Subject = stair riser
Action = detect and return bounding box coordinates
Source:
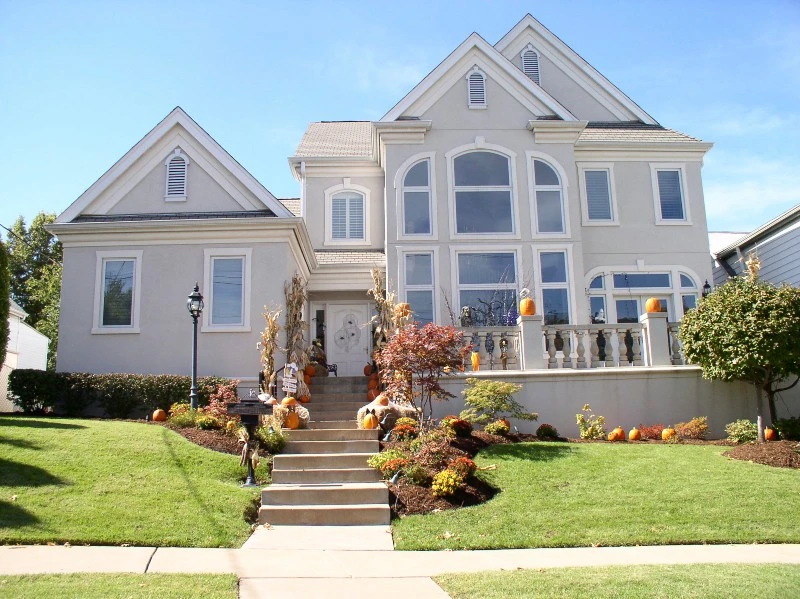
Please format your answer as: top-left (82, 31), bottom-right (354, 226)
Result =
top-left (274, 454), bottom-right (373, 470)
top-left (285, 440), bottom-right (379, 454)
top-left (308, 421), bottom-right (357, 430)
top-left (262, 486), bottom-right (388, 506)
top-left (286, 429), bottom-right (379, 441)
top-left (309, 411), bottom-right (360, 421)
top-left (306, 401), bottom-right (367, 411)
top-left (271, 469), bottom-right (382, 484)
top-left (258, 505), bottom-right (390, 526)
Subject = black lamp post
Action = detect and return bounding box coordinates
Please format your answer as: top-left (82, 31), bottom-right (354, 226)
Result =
top-left (187, 283), bottom-right (204, 409)
top-left (702, 280), bottom-right (712, 298)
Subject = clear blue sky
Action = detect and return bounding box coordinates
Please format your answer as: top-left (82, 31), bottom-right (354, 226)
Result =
top-left (1, 0), bottom-right (798, 237)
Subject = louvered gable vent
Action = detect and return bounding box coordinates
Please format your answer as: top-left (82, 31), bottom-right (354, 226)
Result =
top-left (164, 148), bottom-right (189, 200)
top-left (466, 67), bottom-right (486, 107)
top-left (521, 45), bottom-right (540, 85)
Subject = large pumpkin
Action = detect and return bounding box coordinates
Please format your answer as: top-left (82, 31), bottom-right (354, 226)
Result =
top-left (471, 351), bottom-right (480, 372)
top-left (367, 377), bottom-right (379, 391)
top-left (645, 298), bottom-right (662, 313)
top-left (367, 388), bottom-right (380, 401)
top-left (765, 427), bottom-right (778, 441)
top-left (298, 394), bottom-right (311, 404)
top-left (609, 426), bottom-right (625, 442)
top-left (304, 373), bottom-right (312, 386)
top-left (304, 364), bottom-right (316, 377)
top-left (661, 426), bottom-right (676, 441)
top-left (363, 412), bottom-right (379, 430)
top-left (152, 409), bottom-right (167, 422)
top-left (285, 411), bottom-right (300, 430)
top-left (629, 427), bottom-right (641, 441)
top-left (393, 303), bottom-right (411, 319)
top-left (363, 363), bottom-right (375, 376)
top-left (373, 393), bottom-right (389, 406)
top-left (519, 297), bottom-right (536, 316)
top-left (281, 396), bottom-right (298, 407)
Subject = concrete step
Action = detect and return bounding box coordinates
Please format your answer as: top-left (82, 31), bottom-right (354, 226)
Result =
top-left (261, 482), bottom-right (388, 506)
top-left (286, 428), bottom-right (379, 441)
top-left (271, 467), bottom-right (382, 484)
top-left (309, 410), bottom-right (360, 421)
top-left (308, 401), bottom-right (367, 412)
top-left (284, 440), bottom-right (379, 454)
top-left (308, 420), bottom-right (357, 430)
top-left (308, 394), bottom-right (369, 404)
top-left (273, 452), bottom-right (373, 471)
top-left (259, 503), bottom-right (390, 525)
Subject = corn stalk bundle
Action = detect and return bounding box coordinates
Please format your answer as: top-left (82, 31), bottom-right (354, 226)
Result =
top-left (284, 273), bottom-right (310, 398)
top-left (367, 268), bottom-right (399, 351)
top-left (259, 307), bottom-right (282, 393)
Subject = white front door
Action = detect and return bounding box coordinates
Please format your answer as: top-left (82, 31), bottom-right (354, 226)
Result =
top-left (326, 303), bottom-right (372, 377)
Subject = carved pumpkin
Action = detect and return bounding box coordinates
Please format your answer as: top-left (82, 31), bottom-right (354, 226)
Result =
top-left (285, 411), bottom-right (300, 430)
top-left (661, 427), bottom-right (676, 441)
top-left (629, 427), bottom-right (641, 441)
top-left (304, 365), bottom-right (316, 377)
top-left (364, 363), bottom-right (375, 376)
top-left (152, 409), bottom-right (167, 422)
top-left (368, 378), bottom-right (379, 391)
top-left (519, 297), bottom-right (536, 316)
top-left (281, 396), bottom-right (298, 407)
top-left (367, 388), bottom-right (380, 401)
top-left (471, 351), bottom-right (480, 372)
top-left (298, 395), bottom-right (310, 404)
top-left (394, 303), bottom-right (411, 319)
top-left (765, 427), bottom-right (778, 441)
top-left (363, 412), bottom-right (379, 429)
top-left (645, 298), bottom-right (662, 313)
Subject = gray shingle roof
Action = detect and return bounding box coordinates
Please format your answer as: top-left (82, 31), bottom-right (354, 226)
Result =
top-left (295, 122), bottom-right (373, 158)
top-left (278, 198), bottom-right (301, 217)
top-left (72, 210), bottom-right (276, 223)
top-left (578, 122), bottom-right (702, 143)
top-left (315, 250), bottom-right (386, 266)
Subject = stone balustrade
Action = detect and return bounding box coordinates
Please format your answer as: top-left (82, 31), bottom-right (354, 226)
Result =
top-left (461, 327), bottom-right (521, 371)
top-left (668, 322), bottom-right (685, 365)
top-left (541, 324), bottom-right (644, 369)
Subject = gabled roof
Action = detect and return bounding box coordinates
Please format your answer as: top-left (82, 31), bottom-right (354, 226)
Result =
top-left (294, 122), bottom-right (374, 158)
top-left (495, 15), bottom-right (658, 125)
top-left (578, 122), bottom-right (702, 144)
top-left (278, 198), bottom-right (302, 217)
top-left (56, 107), bottom-right (293, 223)
top-left (716, 203), bottom-right (800, 259)
top-left (9, 298), bottom-right (26, 319)
top-left (381, 32), bottom-right (576, 122)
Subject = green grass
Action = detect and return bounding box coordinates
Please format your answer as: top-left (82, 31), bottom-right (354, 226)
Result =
top-left (435, 563), bottom-right (800, 598)
top-left (0, 573), bottom-right (238, 598)
top-left (0, 416), bottom-right (269, 547)
top-left (393, 442), bottom-right (800, 550)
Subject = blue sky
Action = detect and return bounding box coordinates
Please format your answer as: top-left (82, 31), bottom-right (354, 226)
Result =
top-left (1, 0), bottom-right (798, 237)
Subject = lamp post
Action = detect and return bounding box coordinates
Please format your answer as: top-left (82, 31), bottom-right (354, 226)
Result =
top-left (702, 280), bottom-right (712, 298)
top-left (187, 283), bottom-right (204, 409)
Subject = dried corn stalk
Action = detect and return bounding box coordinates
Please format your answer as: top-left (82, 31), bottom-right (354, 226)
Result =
top-left (367, 268), bottom-right (399, 350)
top-left (259, 307), bottom-right (282, 393)
top-left (284, 273), bottom-right (310, 398)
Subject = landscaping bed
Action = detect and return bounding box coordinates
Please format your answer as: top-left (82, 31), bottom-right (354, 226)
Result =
top-left (724, 440), bottom-right (800, 469)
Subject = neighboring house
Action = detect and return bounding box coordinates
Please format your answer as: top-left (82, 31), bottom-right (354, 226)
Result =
top-left (50, 14), bottom-right (714, 385)
top-left (0, 299), bottom-right (49, 412)
top-left (712, 203), bottom-right (800, 287)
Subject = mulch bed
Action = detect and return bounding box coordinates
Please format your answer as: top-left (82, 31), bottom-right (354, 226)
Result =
top-left (724, 440), bottom-right (800, 469)
top-left (166, 424), bottom-right (242, 455)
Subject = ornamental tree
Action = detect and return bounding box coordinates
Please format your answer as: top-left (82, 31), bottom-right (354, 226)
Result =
top-left (679, 271), bottom-right (800, 441)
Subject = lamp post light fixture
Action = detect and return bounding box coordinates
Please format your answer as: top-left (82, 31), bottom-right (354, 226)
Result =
top-left (187, 283), bottom-right (204, 409)
top-left (702, 280), bottom-right (712, 298)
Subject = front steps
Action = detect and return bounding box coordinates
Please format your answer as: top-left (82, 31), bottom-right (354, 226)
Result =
top-left (258, 376), bottom-right (390, 526)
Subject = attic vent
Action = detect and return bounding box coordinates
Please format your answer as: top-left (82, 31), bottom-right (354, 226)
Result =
top-left (466, 66), bottom-right (486, 108)
top-left (164, 148), bottom-right (189, 201)
top-left (521, 45), bottom-right (540, 85)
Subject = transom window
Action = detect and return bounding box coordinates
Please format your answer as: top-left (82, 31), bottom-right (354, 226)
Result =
top-left (404, 252), bottom-right (434, 324)
top-left (164, 148), bottom-right (188, 201)
top-left (402, 160), bottom-right (431, 235)
top-left (613, 273), bottom-right (671, 288)
top-left (539, 251), bottom-right (570, 325)
top-left (331, 192), bottom-right (365, 240)
top-left (453, 151), bottom-right (513, 234)
top-left (532, 159), bottom-right (565, 234)
top-left (457, 252), bottom-right (517, 326)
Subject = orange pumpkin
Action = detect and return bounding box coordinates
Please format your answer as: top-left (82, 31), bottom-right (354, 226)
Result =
top-left (281, 396), bottom-right (297, 407)
top-left (645, 298), bottom-right (662, 313)
top-left (373, 393), bottom-right (389, 406)
top-left (367, 388), bottom-right (380, 401)
top-left (609, 426), bottom-right (625, 442)
top-left (471, 351), bottom-right (480, 372)
top-left (363, 412), bottom-right (379, 429)
top-left (629, 427), bottom-right (641, 441)
top-left (152, 409), bottom-right (167, 422)
top-left (304, 364), bottom-right (316, 377)
top-left (298, 395), bottom-right (311, 404)
top-left (304, 374), bottom-right (312, 386)
top-left (661, 427), bottom-right (676, 441)
top-left (393, 302), bottom-right (411, 319)
top-left (519, 297), bottom-right (536, 316)
top-left (765, 427), bottom-right (778, 441)
top-left (368, 377), bottom-right (379, 390)
top-left (285, 411), bottom-right (300, 430)
top-left (363, 363), bottom-right (374, 376)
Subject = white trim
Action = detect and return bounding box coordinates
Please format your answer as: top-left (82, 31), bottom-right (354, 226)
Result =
top-left (577, 162), bottom-right (619, 226)
top-left (394, 152), bottom-right (438, 241)
top-left (525, 151), bottom-right (571, 239)
top-left (323, 182), bottom-right (372, 246)
top-left (202, 248), bottom-right (252, 333)
top-left (396, 246), bottom-right (440, 324)
top-left (531, 244), bottom-right (577, 325)
top-left (445, 142), bottom-right (520, 240)
top-left (449, 245), bottom-right (522, 318)
top-left (650, 163), bottom-right (692, 225)
top-left (92, 250), bottom-right (143, 334)
top-left (164, 147), bottom-right (189, 202)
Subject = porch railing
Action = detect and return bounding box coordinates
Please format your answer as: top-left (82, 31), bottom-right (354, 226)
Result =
top-left (461, 327), bottom-right (521, 371)
top-left (541, 324), bottom-right (644, 369)
top-left (668, 322), bottom-right (685, 365)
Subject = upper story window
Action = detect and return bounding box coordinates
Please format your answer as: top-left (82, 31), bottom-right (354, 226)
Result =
top-left (466, 66), bottom-right (487, 109)
top-left (651, 164), bottom-right (690, 224)
top-left (93, 250), bottom-right (143, 334)
top-left (203, 248), bottom-right (252, 332)
top-left (453, 151), bottom-right (513, 234)
top-left (402, 160), bottom-right (432, 236)
top-left (584, 169), bottom-right (615, 222)
top-left (521, 45), bottom-right (540, 85)
top-left (165, 148), bottom-right (189, 201)
top-left (331, 192), bottom-right (364, 240)
top-left (532, 159), bottom-right (565, 234)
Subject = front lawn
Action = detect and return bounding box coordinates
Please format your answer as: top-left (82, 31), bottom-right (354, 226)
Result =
top-left (393, 441), bottom-right (800, 550)
top-left (0, 416), bottom-right (267, 547)
top-left (435, 563), bottom-right (800, 599)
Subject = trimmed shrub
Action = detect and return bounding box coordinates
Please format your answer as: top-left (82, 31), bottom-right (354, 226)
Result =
top-left (432, 468), bottom-right (464, 497)
top-left (675, 416), bottom-right (709, 440)
top-left (440, 415), bottom-right (473, 438)
top-left (392, 422), bottom-right (419, 441)
top-left (484, 419), bottom-right (510, 436)
top-left (255, 424), bottom-right (287, 455)
top-left (448, 456), bottom-right (477, 478)
top-left (638, 423), bottom-right (665, 440)
top-left (725, 419), bottom-right (758, 443)
top-left (773, 417), bottom-right (800, 441)
top-left (536, 423), bottom-right (559, 440)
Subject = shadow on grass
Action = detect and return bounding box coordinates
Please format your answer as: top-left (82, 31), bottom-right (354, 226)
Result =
top-left (0, 436), bottom-right (42, 450)
top-left (0, 500), bottom-right (41, 529)
top-left (0, 416), bottom-right (87, 430)
top-left (483, 442), bottom-right (575, 462)
top-left (0, 457), bottom-right (69, 487)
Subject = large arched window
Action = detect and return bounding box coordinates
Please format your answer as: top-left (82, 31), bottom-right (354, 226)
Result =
top-left (532, 159), bottom-right (565, 234)
top-left (402, 159), bottom-right (431, 235)
top-left (453, 151), bottom-right (513, 234)
top-left (164, 148), bottom-right (189, 201)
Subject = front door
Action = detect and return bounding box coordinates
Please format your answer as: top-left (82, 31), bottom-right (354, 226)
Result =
top-left (326, 303), bottom-right (372, 377)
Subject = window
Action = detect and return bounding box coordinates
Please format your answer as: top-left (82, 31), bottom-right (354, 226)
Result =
top-left (164, 148), bottom-right (189, 201)
top-left (93, 250), bottom-right (142, 334)
top-left (532, 159), bottom-right (565, 234)
top-left (453, 151), bottom-right (513, 234)
top-left (457, 252), bottom-right (517, 326)
top-left (613, 273), bottom-right (671, 288)
top-left (651, 164), bottom-right (689, 223)
top-left (585, 170), bottom-right (613, 221)
top-left (466, 66), bottom-right (486, 108)
top-left (402, 160), bottom-right (431, 235)
top-left (521, 45), bottom-right (540, 85)
top-left (539, 251), bottom-right (570, 324)
top-left (331, 192), bottom-right (364, 240)
top-left (203, 248), bottom-right (252, 332)
top-left (404, 252), bottom-right (434, 324)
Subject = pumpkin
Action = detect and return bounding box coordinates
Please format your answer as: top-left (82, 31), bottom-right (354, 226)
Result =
top-left (304, 364), bottom-right (316, 377)
top-left (364, 363), bottom-right (375, 376)
top-left (645, 297), bottom-right (662, 313)
top-left (629, 427), bottom-right (641, 441)
top-left (152, 409), bottom-right (167, 422)
top-left (367, 377), bottom-right (379, 390)
top-left (519, 297), bottom-right (536, 316)
top-left (609, 426), bottom-right (625, 442)
top-left (304, 373), bottom-right (312, 386)
top-left (393, 303), bottom-right (411, 319)
top-left (765, 427), bottom-right (778, 441)
top-left (471, 351), bottom-right (480, 372)
top-left (661, 427), bottom-right (676, 441)
top-left (363, 412), bottom-right (379, 430)
top-left (367, 388), bottom-right (380, 401)
top-left (281, 396), bottom-right (298, 407)
top-left (285, 411), bottom-right (300, 430)
top-left (373, 393), bottom-right (389, 406)
top-left (298, 394), bottom-right (311, 404)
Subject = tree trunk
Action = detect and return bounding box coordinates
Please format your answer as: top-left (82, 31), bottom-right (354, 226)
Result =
top-left (765, 387), bottom-right (777, 424)
top-left (755, 385), bottom-right (765, 443)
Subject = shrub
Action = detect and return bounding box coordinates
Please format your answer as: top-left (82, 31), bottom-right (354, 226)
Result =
top-left (195, 413), bottom-right (220, 430)
top-left (536, 423), bottom-right (559, 440)
top-left (484, 419), bottom-right (510, 436)
top-left (379, 458), bottom-right (409, 478)
top-left (448, 456), bottom-right (476, 478)
top-left (392, 423), bottom-right (419, 441)
top-left (576, 404), bottom-right (606, 440)
top-left (367, 448), bottom-right (409, 472)
top-left (395, 416), bottom-right (419, 427)
top-left (440, 415), bottom-right (473, 438)
top-left (638, 423), bottom-right (665, 440)
top-left (412, 432), bottom-right (451, 471)
top-left (725, 419), bottom-right (758, 443)
top-left (256, 423), bottom-right (287, 455)
top-left (403, 463), bottom-right (429, 485)
top-left (459, 378), bottom-right (537, 426)
top-left (168, 402), bottom-right (197, 428)
top-left (773, 417), bottom-right (800, 441)
top-left (8, 369), bottom-right (64, 413)
top-left (675, 416), bottom-right (709, 440)
top-left (432, 468), bottom-right (464, 497)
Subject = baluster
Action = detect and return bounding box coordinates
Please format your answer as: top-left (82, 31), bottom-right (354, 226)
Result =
top-left (590, 330), bottom-right (601, 368)
top-left (576, 329), bottom-right (587, 368)
top-left (670, 326), bottom-right (682, 365)
top-left (485, 331), bottom-right (496, 370)
top-left (562, 331), bottom-right (573, 368)
top-left (617, 330), bottom-right (628, 366)
top-left (631, 329), bottom-right (643, 366)
top-left (604, 330), bottom-right (614, 367)
top-left (547, 330), bottom-right (558, 368)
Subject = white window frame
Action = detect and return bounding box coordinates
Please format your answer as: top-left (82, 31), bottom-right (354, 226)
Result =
top-left (324, 182), bottom-right (371, 246)
top-left (520, 44), bottom-right (540, 85)
top-left (202, 248), bottom-right (252, 332)
top-left (650, 163), bottom-right (691, 225)
top-left (450, 245), bottom-right (521, 320)
top-left (466, 66), bottom-right (487, 109)
top-left (397, 246), bottom-right (439, 325)
top-left (395, 152), bottom-right (437, 240)
top-left (164, 148), bottom-right (189, 202)
top-left (526, 151), bottom-right (570, 238)
top-left (578, 162), bottom-right (619, 226)
top-left (92, 250), bottom-right (143, 334)
top-left (446, 142), bottom-right (520, 240)
top-left (532, 245), bottom-right (576, 325)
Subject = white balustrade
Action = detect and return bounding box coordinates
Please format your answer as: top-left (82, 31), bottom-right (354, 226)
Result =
top-left (461, 327), bottom-right (521, 371)
top-left (667, 322), bottom-right (684, 365)
top-left (541, 324), bottom-right (644, 369)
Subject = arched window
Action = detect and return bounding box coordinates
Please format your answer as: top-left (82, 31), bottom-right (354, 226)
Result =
top-left (164, 148), bottom-right (189, 201)
top-left (453, 151), bottom-right (513, 234)
top-left (402, 159), bottom-right (431, 235)
top-left (532, 159), bottom-right (565, 234)
top-left (466, 66), bottom-right (486, 108)
top-left (521, 45), bottom-right (540, 85)
top-left (330, 191), bottom-right (365, 240)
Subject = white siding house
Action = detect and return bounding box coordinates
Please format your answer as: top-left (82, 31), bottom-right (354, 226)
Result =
top-left (1, 299), bottom-right (49, 412)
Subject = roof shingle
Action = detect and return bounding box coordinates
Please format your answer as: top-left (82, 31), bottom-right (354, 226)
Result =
top-left (578, 122), bottom-right (702, 143)
top-left (295, 122), bottom-right (374, 158)
top-left (315, 250), bottom-right (386, 266)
